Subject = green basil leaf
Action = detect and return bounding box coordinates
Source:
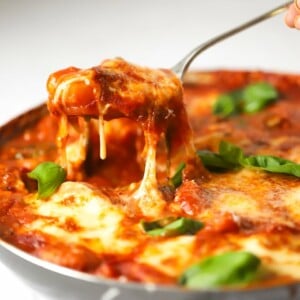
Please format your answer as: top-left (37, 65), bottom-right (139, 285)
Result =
top-left (179, 251), bottom-right (260, 288)
top-left (197, 150), bottom-right (237, 170)
top-left (213, 82), bottom-right (278, 118)
top-left (197, 141), bottom-right (244, 170)
top-left (213, 94), bottom-right (237, 118)
top-left (219, 140), bottom-right (245, 165)
top-left (142, 217), bottom-right (203, 237)
top-left (197, 141), bottom-right (300, 178)
top-left (28, 162), bottom-right (66, 198)
top-left (243, 155), bottom-right (300, 177)
top-left (141, 217), bottom-right (175, 231)
top-left (243, 98), bottom-right (270, 114)
top-left (242, 82), bottom-right (278, 113)
top-left (170, 162), bottom-right (186, 188)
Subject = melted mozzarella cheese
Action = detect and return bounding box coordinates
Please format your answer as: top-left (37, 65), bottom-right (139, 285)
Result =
top-left (98, 114), bottom-right (107, 160)
top-left (240, 235), bottom-right (300, 279)
top-left (132, 130), bottom-right (166, 218)
top-left (26, 182), bottom-right (143, 255)
top-left (281, 187), bottom-right (300, 223)
top-left (201, 168), bottom-right (297, 229)
top-left (46, 58), bottom-right (195, 217)
top-left (137, 236), bottom-right (196, 277)
top-left (23, 160), bottom-right (300, 282)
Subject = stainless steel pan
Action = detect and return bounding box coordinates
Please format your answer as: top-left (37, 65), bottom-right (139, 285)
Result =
top-left (0, 104), bottom-right (299, 300)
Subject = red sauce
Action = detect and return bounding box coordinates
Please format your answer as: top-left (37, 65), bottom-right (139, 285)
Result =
top-left (1, 69), bottom-right (300, 288)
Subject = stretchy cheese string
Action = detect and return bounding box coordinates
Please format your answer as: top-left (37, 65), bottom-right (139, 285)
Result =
top-left (56, 114), bottom-right (68, 170)
top-left (98, 114), bottom-right (106, 160)
top-left (132, 111), bottom-right (166, 217)
top-left (53, 74), bottom-right (109, 161)
top-left (98, 105), bottom-right (112, 160)
top-left (94, 86), bottom-right (109, 161)
top-left (53, 75), bottom-right (92, 170)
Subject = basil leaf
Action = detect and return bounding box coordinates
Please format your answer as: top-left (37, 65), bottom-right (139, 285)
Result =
top-left (219, 140), bottom-right (245, 165)
top-left (213, 94), bottom-right (237, 118)
top-left (179, 251), bottom-right (260, 288)
top-left (141, 217), bottom-right (175, 231)
top-left (197, 141), bottom-right (300, 178)
top-left (242, 82), bottom-right (278, 113)
top-left (170, 162), bottom-right (186, 188)
top-left (197, 150), bottom-right (237, 170)
top-left (197, 141), bottom-right (244, 170)
top-left (243, 155), bottom-right (300, 177)
top-left (28, 162), bottom-right (66, 198)
top-left (142, 217), bottom-right (203, 237)
top-left (213, 82), bottom-right (278, 118)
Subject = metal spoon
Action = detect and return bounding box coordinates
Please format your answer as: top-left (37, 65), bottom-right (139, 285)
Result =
top-left (172, 1), bottom-right (293, 80)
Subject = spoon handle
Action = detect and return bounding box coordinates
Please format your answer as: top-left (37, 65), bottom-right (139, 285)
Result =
top-left (172, 1), bottom-right (293, 80)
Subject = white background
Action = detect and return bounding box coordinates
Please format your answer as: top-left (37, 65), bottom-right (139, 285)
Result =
top-left (0, 0), bottom-right (299, 299)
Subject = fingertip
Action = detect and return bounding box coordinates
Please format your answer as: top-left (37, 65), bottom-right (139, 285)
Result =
top-left (285, 10), bottom-right (295, 28)
top-left (295, 0), bottom-right (300, 12)
top-left (295, 15), bottom-right (300, 29)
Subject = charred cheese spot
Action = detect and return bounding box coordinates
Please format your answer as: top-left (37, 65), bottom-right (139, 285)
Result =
top-left (189, 169), bottom-right (297, 231)
top-left (281, 187), bottom-right (300, 224)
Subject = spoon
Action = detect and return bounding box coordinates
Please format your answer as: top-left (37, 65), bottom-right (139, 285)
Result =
top-left (172, 1), bottom-right (293, 80)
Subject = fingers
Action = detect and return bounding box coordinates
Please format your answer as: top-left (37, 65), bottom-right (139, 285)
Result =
top-left (285, 2), bottom-right (300, 29)
top-left (285, 4), bottom-right (297, 28)
top-left (296, 0), bottom-right (300, 29)
top-left (296, 15), bottom-right (300, 29)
